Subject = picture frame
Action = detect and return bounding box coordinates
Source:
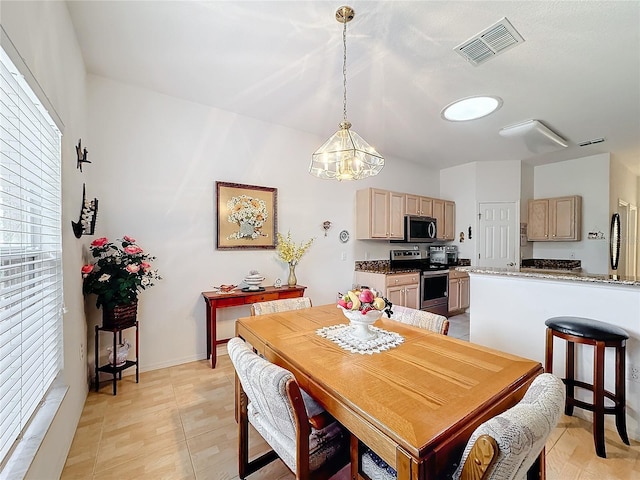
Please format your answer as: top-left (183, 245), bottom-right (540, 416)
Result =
top-left (216, 182), bottom-right (278, 250)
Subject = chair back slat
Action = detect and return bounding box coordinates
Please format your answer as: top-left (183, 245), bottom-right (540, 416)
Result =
top-left (390, 305), bottom-right (449, 335)
top-left (251, 297), bottom-right (312, 316)
top-left (227, 338), bottom-right (298, 443)
top-left (453, 373), bottom-right (565, 480)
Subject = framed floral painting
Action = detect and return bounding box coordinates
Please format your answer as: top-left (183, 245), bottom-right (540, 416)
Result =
top-left (216, 182), bottom-right (278, 250)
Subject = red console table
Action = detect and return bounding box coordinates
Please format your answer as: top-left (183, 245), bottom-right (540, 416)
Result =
top-left (201, 285), bottom-right (306, 368)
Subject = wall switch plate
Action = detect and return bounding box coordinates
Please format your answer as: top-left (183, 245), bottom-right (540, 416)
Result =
top-left (341, 252), bottom-right (347, 261)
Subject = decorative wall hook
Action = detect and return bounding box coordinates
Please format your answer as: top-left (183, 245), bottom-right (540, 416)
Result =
top-left (76, 138), bottom-right (91, 172)
top-left (71, 183), bottom-right (98, 238)
top-left (322, 220), bottom-right (332, 237)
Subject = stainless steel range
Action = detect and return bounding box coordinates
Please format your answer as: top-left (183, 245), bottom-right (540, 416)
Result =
top-left (390, 249), bottom-right (449, 316)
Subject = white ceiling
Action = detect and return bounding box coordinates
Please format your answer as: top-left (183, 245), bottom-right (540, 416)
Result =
top-left (66, 1), bottom-right (640, 175)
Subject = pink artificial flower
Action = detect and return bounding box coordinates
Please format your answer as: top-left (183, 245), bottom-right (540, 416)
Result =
top-left (123, 235), bottom-right (136, 243)
top-left (126, 264), bottom-right (141, 274)
top-left (81, 264), bottom-right (94, 275)
top-left (141, 261), bottom-right (151, 272)
top-left (91, 237), bottom-right (109, 247)
top-left (124, 245), bottom-right (143, 255)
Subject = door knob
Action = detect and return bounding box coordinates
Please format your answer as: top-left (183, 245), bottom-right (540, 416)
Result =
top-left (507, 262), bottom-right (516, 267)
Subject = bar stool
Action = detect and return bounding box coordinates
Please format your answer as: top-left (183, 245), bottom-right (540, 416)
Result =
top-left (545, 316), bottom-right (630, 458)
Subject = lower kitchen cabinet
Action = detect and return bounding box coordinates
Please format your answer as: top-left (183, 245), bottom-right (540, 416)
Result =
top-left (355, 271), bottom-right (420, 309)
top-left (448, 269), bottom-right (469, 314)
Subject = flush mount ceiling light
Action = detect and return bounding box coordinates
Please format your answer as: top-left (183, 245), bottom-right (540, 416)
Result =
top-left (441, 96), bottom-right (503, 122)
top-left (310, 6), bottom-right (384, 181)
top-left (499, 119), bottom-right (568, 154)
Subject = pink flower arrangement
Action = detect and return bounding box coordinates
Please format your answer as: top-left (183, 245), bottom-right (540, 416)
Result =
top-left (81, 236), bottom-right (161, 310)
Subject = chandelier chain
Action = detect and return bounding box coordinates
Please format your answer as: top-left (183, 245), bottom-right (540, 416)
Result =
top-left (342, 14), bottom-right (348, 121)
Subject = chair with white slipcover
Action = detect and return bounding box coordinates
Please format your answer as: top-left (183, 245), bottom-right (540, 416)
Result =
top-left (227, 337), bottom-right (349, 480)
top-left (359, 373), bottom-right (565, 480)
top-left (250, 297), bottom-right (312, 316)
top-left (389, 304), bottom-right (449, 335)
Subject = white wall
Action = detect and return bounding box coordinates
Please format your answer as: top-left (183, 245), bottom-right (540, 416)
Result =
top-left (87, 75), bottom-right (440, 370)
top-left (533, 153), bottom-right (610, 274)
top-left (440, 162), bottom-right (477, 262)
top-left (1, 1), bottom-right (89, 478)
top-left (520, 162), bottom-right (535, 260)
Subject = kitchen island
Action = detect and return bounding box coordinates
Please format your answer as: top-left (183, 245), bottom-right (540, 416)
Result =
top-left (461, 266), bottom-right (640, 440)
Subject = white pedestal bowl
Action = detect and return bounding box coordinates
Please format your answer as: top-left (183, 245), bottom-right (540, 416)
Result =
top-left (339, 307), bottom-right (383, 341)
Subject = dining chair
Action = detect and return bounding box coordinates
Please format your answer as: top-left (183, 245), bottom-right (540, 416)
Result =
top-left (359, 373), bottom-right (565, 480)
top-left (227, 337), bottom-right (349, 480)
top-left (250, 296), bottom-right (312, 315)
top-left (389, 305), bottom-right (449, 335)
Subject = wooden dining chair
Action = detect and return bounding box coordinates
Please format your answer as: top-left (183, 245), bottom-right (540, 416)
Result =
top-left (359, 373), bottom-right (565, 480)
top-left (227, 337), bottom-right (349, 480)
top-left (250, 297), bottom-right (312, 315)
top-left (389, 305), bottom-right (449, 335)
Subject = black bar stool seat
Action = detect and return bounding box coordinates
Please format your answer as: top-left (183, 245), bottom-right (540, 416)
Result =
top-left (545, 316), bottom-right (629, 458)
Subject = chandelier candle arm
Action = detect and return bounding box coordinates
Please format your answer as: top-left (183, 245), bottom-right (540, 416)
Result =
top-left (309, 5), bottom-right (384, 181)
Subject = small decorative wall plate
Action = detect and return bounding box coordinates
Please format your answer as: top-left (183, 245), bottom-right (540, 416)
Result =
top-left (339, 230), bottom-right (350, 243)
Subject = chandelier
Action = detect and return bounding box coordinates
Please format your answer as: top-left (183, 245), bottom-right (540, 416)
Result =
top-left (309, 6), bottom-right (384, 181)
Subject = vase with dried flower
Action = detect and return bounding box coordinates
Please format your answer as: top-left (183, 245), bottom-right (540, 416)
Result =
top-left (276, 232), bottom-right (314, 287)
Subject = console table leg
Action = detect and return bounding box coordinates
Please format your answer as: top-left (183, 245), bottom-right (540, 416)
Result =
top-left (210, 300), bottom-right (218, 369)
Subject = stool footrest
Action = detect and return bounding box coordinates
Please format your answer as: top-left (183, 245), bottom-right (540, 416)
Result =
top-left (563, 379), bottom-right (621, 408)
top-left (567, 397), bottom-right (620, 415)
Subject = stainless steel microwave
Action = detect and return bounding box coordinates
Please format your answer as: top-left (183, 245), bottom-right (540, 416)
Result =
top-left (392, 216), bottom-right (437, 243)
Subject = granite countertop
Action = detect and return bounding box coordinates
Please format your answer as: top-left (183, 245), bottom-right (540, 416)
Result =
top-left (355, 258), bottom-right (472, 274)
top-left (354, 260), bottom-right (420, 274)
top-left (457, 266), bottom-right (640, 287)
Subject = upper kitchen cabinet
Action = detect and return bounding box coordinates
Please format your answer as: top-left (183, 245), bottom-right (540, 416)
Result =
top-left (527, 195), bottom-right (582, 241)
top-left (405, 194), bottom-right (433, 217)
top-left (356, 188), bottom-right (405, 240)
top-left (433, 199), bottom-right (456, 241)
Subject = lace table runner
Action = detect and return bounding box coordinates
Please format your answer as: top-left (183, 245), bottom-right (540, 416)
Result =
top-left (316, 324), bottom-right (404, 354)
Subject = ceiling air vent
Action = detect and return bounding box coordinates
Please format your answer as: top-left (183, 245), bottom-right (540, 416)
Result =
top-left (455, 17), bottom-right (525, 66)
top-left (578, 138), bottom-right (605, 147)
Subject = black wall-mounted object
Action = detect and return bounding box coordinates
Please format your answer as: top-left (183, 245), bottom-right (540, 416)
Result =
top-left (610, 213), bottom-right (621, 270)
top-left (72, 183), bottom-right (98, 238)
top-left (76, 138), bottom-right (91, 172)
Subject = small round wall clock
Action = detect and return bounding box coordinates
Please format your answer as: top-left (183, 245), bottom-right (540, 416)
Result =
top-left (339, 230), bottom-right (350, 243)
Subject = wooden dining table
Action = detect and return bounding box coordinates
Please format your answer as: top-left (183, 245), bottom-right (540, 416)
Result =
top-left (235, 304), bottom-right (544, 480)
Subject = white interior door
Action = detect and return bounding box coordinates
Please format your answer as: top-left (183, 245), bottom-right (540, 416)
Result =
top-left (478, 202), bottom-right (518, 268)
top-left (617, 199), bottom-right (638, 277)
top-left (629, 205), bottom-right (638, 277)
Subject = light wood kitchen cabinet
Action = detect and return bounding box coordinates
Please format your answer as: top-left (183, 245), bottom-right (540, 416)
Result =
top-left (405, 195), bottom-right (433, 217)
top-left (448, 269), bottom-right (469, 313)
top-left (356, 188), bottom-right (405, 240)
top-left (527, 195), bottom-right (582, 241)
top-left (433, 199), bottom-right (456, 240)
top-left (355, 271), bottom-right (420, 309)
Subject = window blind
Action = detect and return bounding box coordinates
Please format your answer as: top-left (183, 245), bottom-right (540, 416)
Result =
top-left (0, 46), bottom-right (63, 465)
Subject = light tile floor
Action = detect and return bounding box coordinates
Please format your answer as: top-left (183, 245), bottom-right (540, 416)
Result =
top-left (61, 313), bottom-right (640, 480)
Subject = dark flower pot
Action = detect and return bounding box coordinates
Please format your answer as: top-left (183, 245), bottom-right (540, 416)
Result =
top-left (102, 301), bottom-right (138, 329)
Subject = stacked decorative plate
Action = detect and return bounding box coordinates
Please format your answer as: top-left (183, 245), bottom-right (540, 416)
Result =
top-left (243, 272), bottom-right (265, 291)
